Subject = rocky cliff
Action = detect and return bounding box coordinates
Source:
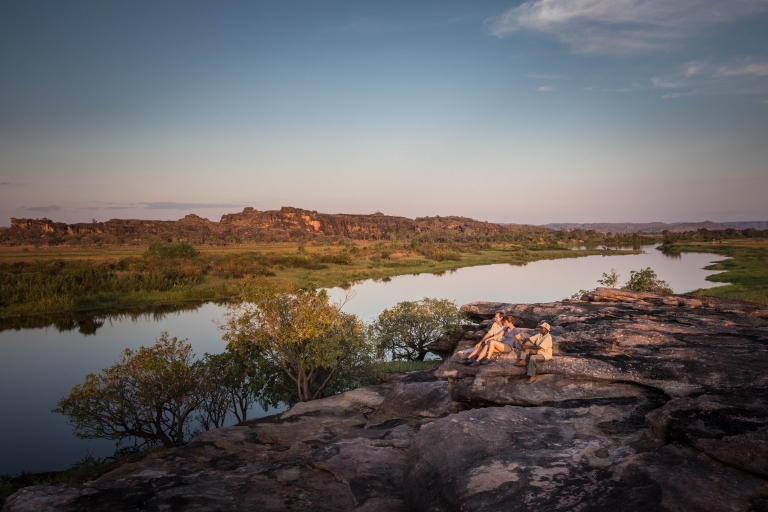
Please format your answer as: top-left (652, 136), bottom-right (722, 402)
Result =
top-left (4, 289), bottom-right (768, 511)
top-left (2, 207), bottom-right (538, 245)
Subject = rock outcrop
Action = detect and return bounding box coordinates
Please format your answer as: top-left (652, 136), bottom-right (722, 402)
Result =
top-left (2, 207), bottom-right (540, 245)
top-left (5, 289), bottom-right (768, 511)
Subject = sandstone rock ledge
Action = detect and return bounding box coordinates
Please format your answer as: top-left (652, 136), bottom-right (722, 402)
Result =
top-left (5, 289), bottom-right (768, 511)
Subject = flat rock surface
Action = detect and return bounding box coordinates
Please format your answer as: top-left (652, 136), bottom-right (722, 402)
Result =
top-left (5, 289), bottom-right (768, 511)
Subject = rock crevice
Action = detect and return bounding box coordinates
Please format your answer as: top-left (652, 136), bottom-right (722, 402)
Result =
top-left (5, 289), bottom-right (767, 511)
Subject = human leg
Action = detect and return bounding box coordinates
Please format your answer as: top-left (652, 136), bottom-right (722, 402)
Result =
top-left (485, 340), bottom-right (509, 361)
top-left (467, 340), bottom-right (486, 359)
top-left (515, 349), bottom-right (531, 366)
top-left (527, 354), bottom-right (546, 377)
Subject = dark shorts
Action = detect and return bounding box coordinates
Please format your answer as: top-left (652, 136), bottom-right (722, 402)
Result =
top-left (501, 344), bottom-right (512, 353)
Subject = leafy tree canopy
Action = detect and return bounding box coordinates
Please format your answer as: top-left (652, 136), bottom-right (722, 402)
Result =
top-left (54, 332), bottom-right (269, 448)
top-left (370, 298), bottom-right (465, 361)
top-left (222, 279), bottom-right (376, 403)
top-left (54, 332), bottom-right (203, 448)
top-left (622, 267), bottom-right (673, 294)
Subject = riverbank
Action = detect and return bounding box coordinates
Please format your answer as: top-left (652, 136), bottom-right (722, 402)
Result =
top-left (6, 290), bottom-right (767, 511)
top-left (663, 239), bottom-right (768, 304)
top-left (0, 243), bottom-right (637, 319)
top-left (0, 359), bottom-right (441, 508)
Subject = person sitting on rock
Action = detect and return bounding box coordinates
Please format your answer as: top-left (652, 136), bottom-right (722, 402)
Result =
top-left (462, 311), bottom-right (505, 362)
top-left (472, 315), bottom-right (522, 365)
top-left (516, 322), bottom-right (553, 384)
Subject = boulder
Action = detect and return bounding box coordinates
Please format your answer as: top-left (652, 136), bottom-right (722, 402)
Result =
top-left (365, 380), bottom-right (462, 428)
top-left (6, 291), bottom-right (768, 512)
top-left (404, 404), bottom-right (653, 512)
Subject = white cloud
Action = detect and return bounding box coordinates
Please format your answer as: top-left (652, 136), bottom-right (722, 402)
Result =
top-left (651, 58), bottom-right (768, 98)
top-left (715, 63), bottom-right (768, 77)
top-left (650, 76), bottom-right (686, 88)
top-left (536, 85), bottom-right (554, 91)
top-left (485, 0), bottom-right (768, 54)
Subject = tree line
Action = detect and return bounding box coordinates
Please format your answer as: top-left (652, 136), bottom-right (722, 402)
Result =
top-left (55, 280), bottom-right (463, 449)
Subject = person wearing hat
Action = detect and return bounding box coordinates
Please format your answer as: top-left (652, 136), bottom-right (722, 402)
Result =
top-left (515, 322), bottom-right (553, 384)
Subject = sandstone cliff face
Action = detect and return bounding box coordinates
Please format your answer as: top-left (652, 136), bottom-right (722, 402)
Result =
top-left (5, 289), bottom-right (767, 511)
top-left (4, 207), bottom-right (535, 245)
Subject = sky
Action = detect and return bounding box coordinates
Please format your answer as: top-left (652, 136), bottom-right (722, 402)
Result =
top-left (1, 0), bottom-right (767, 226)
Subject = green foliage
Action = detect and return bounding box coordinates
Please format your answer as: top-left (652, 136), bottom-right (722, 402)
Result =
top-left (369, 298), bottom-right (465, 361)
top-left (622, 267), bottom-right (673, 294)
top-left (144, 241), bottom-right (199, 259)
top-left (54, 333), bottom-right (204, 448)
top-left (196, 346), bottom-right (272, 428)
top-left (222, 280), bottom-right (377, 403)
top-left (597, 269), bottom-right (620, 288)
top-left (570, 289), bottom-right (593, 300)
top-left (0, 238), bottom-right (638, 319)
top-left (375, 359), bottom-right (442, 373)
top-left (53, 329), bottom-right (277, 449)
top-left (670, 242), bottom-right (768, 304)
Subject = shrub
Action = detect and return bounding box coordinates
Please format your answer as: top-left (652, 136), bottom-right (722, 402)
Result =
top-left (622, 267), bottom-right (673, 294)
top-left (54, 333), bottom-right (203, 448)
top-left (144, 241), bottom-right (199, 259)
top-left (369, 298), bottom-right (465, 361)
top-left (222, 280), bottom-right (377, 403)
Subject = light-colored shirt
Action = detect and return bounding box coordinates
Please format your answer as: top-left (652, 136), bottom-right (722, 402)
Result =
top-left (485, 321), bottom-right (503, 339)
top-left (527, 332), bottom-right (553, 360)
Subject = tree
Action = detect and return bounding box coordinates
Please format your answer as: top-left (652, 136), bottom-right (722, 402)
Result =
top-left (222, 280), bottom-right (375, 403)
top-left (195, 353), bottom-right (234, 431)
top-left (369, 298), bottom-right (465, 361)
top-left (54, 332), bottom-right (204, 448)
top-left (597, 269), bottom-right (620, 288)
top-left (622, 267), bottom-right (673, 294)
top-left (194, 347), bottom-right (270, 431)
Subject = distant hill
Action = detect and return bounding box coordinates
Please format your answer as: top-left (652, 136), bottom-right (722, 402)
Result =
top-left (1, 206), bottom-right (547, 246)
top-left (541, 221), bottom-right (768, 234)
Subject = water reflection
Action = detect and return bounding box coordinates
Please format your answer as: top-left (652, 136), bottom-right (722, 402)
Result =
top-left (0, 246), bottom-right (727, 475)
top-left (0, 302), bottom-right (217, 335)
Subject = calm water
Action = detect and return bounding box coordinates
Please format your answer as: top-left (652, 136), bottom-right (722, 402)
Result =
top-left (0, 247), bottom-right (726, 475)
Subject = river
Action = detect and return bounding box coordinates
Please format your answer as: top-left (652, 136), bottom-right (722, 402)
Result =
top-left (0, 247), bottom-right (726, 475)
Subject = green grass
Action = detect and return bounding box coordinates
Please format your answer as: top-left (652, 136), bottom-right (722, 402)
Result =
top-left (667, 240), bottom-right (768, 304)
top-left (0, 243), bottom-right (639, 319)
top-left (376, 359), bottom-right (443, 373)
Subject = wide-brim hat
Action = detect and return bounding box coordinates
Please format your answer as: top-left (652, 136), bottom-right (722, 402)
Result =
top-left (539, 322), bottom-right (551, 331)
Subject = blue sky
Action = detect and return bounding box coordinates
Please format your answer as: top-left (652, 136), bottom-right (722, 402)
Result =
top-left (1, 0), bottom-right (767, 226)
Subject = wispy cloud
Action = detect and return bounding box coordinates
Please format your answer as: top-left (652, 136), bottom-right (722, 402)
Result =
top-left (583, 84), bottom-right (646, 92)
top-left (526, 73), bottom-right (564, 80)
top-left (485, 0), bottom-right (768, 55)
top-left (322, 15), bottom-right (475, 36)
top-left (652, 58), bottom-right (768, 98)
top-left (536, 85), bottom-right (554, 92)
top-left (0, 182), bottom-right (10, 185)
top-left (715, 62), bottom-right (768, 77)
top-left (142, 202), bottom-right (243, 210)
top-left (26, 205), bottom-right (60, 213)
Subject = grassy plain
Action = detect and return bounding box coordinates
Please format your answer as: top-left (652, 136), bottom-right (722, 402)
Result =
top-left (0, 242), bottom-right (636, 319)
top-left (669, 239), bottom-right (768, 304)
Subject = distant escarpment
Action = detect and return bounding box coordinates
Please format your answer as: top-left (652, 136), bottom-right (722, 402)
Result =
top-left (1, 207), bottom-right (545, 246)
top-left (543, 220), bottom-right (768, 234)
top-left (5, 289), bottom-right (767, 511)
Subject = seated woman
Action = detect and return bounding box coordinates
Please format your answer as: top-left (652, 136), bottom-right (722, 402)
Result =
top-left (473, 315), bottom-right (522, 364)
top-left (463, 311), bottom-right (504, 362)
